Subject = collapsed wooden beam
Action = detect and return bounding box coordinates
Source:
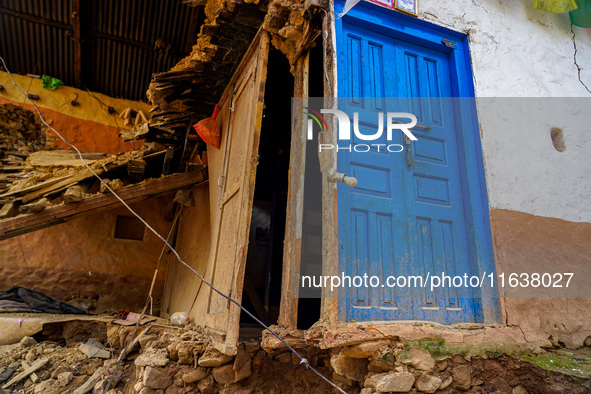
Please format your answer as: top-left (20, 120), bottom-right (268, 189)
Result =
top-left (0, 171), bottom-right (208, 241)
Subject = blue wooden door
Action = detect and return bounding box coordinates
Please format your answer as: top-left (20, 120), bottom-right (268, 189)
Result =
top-left (337, 20), bottom-right (478, 323)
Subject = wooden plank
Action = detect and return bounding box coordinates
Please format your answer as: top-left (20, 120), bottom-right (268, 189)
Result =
top-left (1, 166), bottom-right (32, 172)
top-left (27, 150), bottom-right (98, 167)
top-left (20, 361), bottom-right (39, 383)
top-left (0, 172), bottom-right (208, 241)
top-left (0, 175), bottom-right (72, 199)
top-left (2, 358), bottom-right (48, 389)
top-left (278, 52), bottom-right (309, 330)
top-left (243, 275), bottom-right (272, 326)
top-left (2, 151), bottom-right (29, 158)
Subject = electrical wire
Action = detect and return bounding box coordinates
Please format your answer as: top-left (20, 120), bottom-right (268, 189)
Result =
top-left (22, 57), bottom-right (39, 107)
top-left (83, 87), bottom-right (124, 145)
top-left (0, 57), bottom-right (347, 394)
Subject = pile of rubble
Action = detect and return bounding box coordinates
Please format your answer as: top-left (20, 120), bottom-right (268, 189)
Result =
top-left (0, 103), bottom-right (46, 195)
top-left (108, 323), bottom-right (333, 394)
top-left (0, 335), bottom-right (120, 394)
top-left (1, 318), bottom-right (590, 393)
top-left (324, 339), bottom-right (591, 393)
top-left (144, 0), bottom-right (325, 141)
top-left (0, 320), bottom-right (333, 394)
top-left (0, 103), bottom-right (144, 220)
top-left (123, 323), bottom-right (591, 394)
top-left (0, 317), bottom-right (162, 394)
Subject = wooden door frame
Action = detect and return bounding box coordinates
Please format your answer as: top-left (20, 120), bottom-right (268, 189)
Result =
top-left (201, 29), bottom-right (270, 355)
top-left (322, 0), bottom-right (500, 324)
top-left (278, 54), bottom-right (310, 330)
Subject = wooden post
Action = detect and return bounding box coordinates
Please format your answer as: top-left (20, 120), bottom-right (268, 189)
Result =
top-left (278, 53), bottom-right (309, 330)
top-left (319, 3), bottom-right (340, 327)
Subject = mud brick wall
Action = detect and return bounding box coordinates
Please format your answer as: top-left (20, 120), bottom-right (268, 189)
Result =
top-left (0, 196), bottom-right (172, 313)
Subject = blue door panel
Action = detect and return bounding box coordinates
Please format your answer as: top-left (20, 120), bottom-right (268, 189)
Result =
top-left (337, 16), bottom-right (482, 324)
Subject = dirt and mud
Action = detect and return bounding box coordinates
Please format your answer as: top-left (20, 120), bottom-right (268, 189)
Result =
top-left (0, 319), bottom-right (590, 393)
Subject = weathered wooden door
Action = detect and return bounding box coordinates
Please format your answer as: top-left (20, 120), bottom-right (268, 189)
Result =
top-left (336, 9), bottom-right (493, 324)
top-left (203, 31), bottom-right (269, 354)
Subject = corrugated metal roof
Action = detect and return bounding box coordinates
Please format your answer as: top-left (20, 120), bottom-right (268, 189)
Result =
top-left (0, 0), bottom-right (200, 101)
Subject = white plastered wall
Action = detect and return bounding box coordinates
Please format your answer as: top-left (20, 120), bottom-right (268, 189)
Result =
top-left (412, 1), bottom-right (591, 345)
top-left (415, 0), bottom-right (591, 223)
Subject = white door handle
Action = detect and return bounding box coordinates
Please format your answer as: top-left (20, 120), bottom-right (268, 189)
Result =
top-left (328, 169), bottom-right (358, 188)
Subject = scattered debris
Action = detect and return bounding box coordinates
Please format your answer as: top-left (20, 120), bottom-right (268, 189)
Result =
top-left (78, 339), bottom-right (111, 359)
top-left (145, 0), bottom-right (268, 140)
top-left (62, 184), bottom-right (89, 203)
top-left (18, 197), bottom-right (48, 214)
top-left (0, 113), bottom-right (208, 236)
top-left (19, 337), bottom-right (37, 347)
top-left (1, 357), bottom-right (49, 389)
top-left (263, 0), bottom-right (325, 67)
top-left (0, 318), bottom-right (589, 393)
top-left (113, 312), bottom-right (157, 327)
top-left (0, 202), bottom-right (18, 219)
top-left (0, 361), bottom-right (20, 384)
top-left (0, 104), bottom-right (46, 195)
top-left (57, 371), bottom-right (73, 386)
top-left (20, 361), bottom-right (39, 383)
top-left (72, 366), bottom-right (106, 394)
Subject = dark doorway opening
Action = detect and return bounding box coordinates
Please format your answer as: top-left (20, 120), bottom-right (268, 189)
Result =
top-left (297, 36), bottom-right (324, 330)
top-left (240, 48), bottom-right (293, 337)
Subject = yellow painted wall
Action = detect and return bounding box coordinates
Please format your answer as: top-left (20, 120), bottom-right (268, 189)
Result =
top-left (0, 71), bottom-right (151, 154)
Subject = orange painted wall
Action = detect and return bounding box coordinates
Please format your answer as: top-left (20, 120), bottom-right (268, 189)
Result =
top-left (0, 71), bottom-right (151, 154)
top-left (0, 97), bottom-right (142, 154)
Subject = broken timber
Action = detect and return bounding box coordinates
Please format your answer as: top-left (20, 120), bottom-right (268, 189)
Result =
top-left (20, 361), bottom-right (39, 383)
top-left (0, 171), bottom-right (208, 241)
top-left (21, 168), bottom-right (103, 204)
top-left (2, 358), bottom-right (49, 389)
